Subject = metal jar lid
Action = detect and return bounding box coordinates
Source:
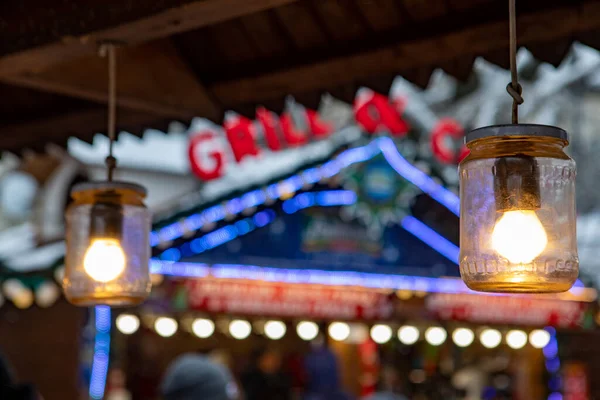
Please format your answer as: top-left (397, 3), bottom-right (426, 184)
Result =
top-left (465, 124), bottom-right (568, 144)
top-left (71, 181), bottom-right (147, 197)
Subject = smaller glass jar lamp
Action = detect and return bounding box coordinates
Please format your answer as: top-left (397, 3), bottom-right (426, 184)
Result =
top-left (63, 182), bottom-right (151, 306)
top-left (459, 125), bottom-right (578, 293)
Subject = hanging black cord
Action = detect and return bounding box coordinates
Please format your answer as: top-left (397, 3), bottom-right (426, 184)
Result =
top-left (506, 0), bottom-right (523, 124)
top-left (100, 43), bottom-right (118, 181)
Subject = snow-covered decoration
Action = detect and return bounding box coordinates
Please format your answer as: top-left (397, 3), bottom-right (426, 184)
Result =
top-left (68, 130), bottom-right (191, 174)
top-left (3, 241), bottom-right (65, 272)
top-left (0, 150), bottom-right (85, 309)
top-left (0, 171), bottom-right (38, 221)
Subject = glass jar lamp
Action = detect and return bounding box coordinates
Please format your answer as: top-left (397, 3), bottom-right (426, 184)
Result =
top-left (63, 182), bottom-right (151, 306)
top-left (459, 125), bottom-right (577, 293)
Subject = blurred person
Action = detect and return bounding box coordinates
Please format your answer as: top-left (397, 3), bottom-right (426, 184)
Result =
top-left (161, 353), bottom-right (238, 400)
top-left (364, 366), bottom-right (408, 400)
top-left (241, 347), bottom-right (292, 400)
top-left (303, 335), bottom-right (353, 400)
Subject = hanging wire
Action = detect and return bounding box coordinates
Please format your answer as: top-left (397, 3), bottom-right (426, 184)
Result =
top-left (506, 0), bottom-right (524, 124)
top-left (99, 43), bottom-right (118, 181)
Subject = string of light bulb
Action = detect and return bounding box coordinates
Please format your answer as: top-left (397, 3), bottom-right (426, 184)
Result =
top-left (114, 313), bottom-right (555, 352)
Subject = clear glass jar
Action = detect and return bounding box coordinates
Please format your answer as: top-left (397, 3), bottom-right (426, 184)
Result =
top-left (63, 182), bottom-right (151, 306)
top-left (459, 125), bottom-right (578, 293)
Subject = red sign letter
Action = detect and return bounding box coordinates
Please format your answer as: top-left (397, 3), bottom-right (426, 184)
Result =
top-left (307, 109), bottom-right (333, 139)
top-left (430, 118), bottom-right (469, 164)
top-left (354, 91), bottom-right (409, 136)
top-left (188, 132), bottom-right (226, 181)
top-left (224, 114), bottom-right (260, 162)
top-left (280, 112), bottom-right (309, 147)
top-left (256, 107), bottom-right (282, 151)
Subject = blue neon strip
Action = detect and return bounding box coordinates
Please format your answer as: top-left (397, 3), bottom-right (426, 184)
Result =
top-left (151, 141), bottom-right (379, 245)
top-left (160, 210), bottom-right (278, 261)
top-left (89, 305), bottom-right (111, 400)
top-left (152, 137), bottom-right (459, 246)
top-left (283, 190), bottom-right (356, 214)
top-left (378, 137), bottom-right (460, 216)
top-left (544, 327), bottom-right (562, 399)
top-left (401, 216), bottom-right (459, 264)
top-left (159, 190), bottom-right (460, 273)
top-left (150, 259), bottom-right (210, 278)
top-left (241, 190), bottom-right (267, 208)
top-left (151, 260), bottom-right (471, 294)
top-left (302, 168), bottom-right (321, 184)
top-left (150, 260), bottom-right (589, 300)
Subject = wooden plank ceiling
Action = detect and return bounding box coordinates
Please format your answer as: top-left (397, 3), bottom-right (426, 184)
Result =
top-left (0, 0), bottom-right (598, 152)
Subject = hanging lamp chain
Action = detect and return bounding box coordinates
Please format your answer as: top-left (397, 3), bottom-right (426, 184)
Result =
top-left (99, 42), bottom-right (118, 181)
top-left (506, 0), bottom-right (523, 124)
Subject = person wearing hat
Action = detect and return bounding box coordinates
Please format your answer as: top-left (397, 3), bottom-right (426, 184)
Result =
top-left (161, 354), bottom-right (238, 400)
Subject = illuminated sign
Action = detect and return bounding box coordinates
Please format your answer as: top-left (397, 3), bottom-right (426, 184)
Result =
top-left (187, 90), bottom-right (468, 181)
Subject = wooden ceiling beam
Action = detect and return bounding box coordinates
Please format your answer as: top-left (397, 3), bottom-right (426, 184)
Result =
top-left (0, 0), bottom-right (298, 77)
top-left (211, 1), bottom-right (600, 106)
top-left (2, 40), bottom-right (220, 121)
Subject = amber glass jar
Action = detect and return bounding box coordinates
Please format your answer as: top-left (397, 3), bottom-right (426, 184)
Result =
top-left (459, 124), bottom-right (577, 293)
top-left (63, 182), bottom-right (151, 306)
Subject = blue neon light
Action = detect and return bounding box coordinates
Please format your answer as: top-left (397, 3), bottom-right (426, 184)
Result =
top-left (158, 189), bottom-right (460, 274)
top-left (150, 138), bottom-right (460, 247)
top-left (235, 219), bottom-right (252, 235)
top-left (241, 190), bottom-right (266, 208)
top-left (545, 358), bottom-right (561, 373)
top-left (544, 327), bottom-right (562, 399)
top-left (150, 260), bottom-right (210, 278)
top-left (151, 138), bottom-right (460, 246)
top-left (252, 211), bottom-right (268, 227)
top-left (226, 198), bottom-right (244, 215)
top-left (150, 260), bottom-right (471, 294)
top-left (302, 168), bottom-right (321, 184)
top-left (190, 226), bottom-right (238, 253)
top-left (169, 212), bottom-right (277, 258)
top-left (266, 183), bottom-right (280, 199)
top-left (401, 216), bottom-right (459, 264)
top-left (89, 305), bottom-right (111, 400)
top-left (377, 137), bottom-right (460, 216)
top-left (283, 190), bottom-right (356, 214)
top-left (160, 248), bottom-right (182, 262)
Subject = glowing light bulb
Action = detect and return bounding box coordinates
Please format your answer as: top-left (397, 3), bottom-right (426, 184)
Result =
top-left (529, 329), bottom-right (551, 349)
top-left (83, 238), bottom-right (126, 282)
top-left (116, 314), bottom-right (140, 335)
top-left (491, 210), bottom-right (548, 264)
top-left (155, 317), bottom-right (178, 337)
top-left (452, 328), bottom-right (474, 348)
top-left (192, 318), bottom-right (215, 338)
top-left (328, 322), bottom-right (350, 342)
top-left (480, 329), bottom-right (502, 349)
top-left (506, 330), bottom-right (527, 349)
top-left (264, 320), bottom-right (286, 340)
top-left (398, 326), bottom-right (420, 345)
top-left (425, 327), bottom-right (447, 346)
top-left (297, 321), bottom-right (319, 341)
top-left (229, 320), bottom-right (251, 340)
top-left (370, 324), bottom-right (393, 344)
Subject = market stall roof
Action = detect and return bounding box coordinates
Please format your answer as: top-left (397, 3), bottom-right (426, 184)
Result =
top-left (0, 0), bottom-right (598, 152)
